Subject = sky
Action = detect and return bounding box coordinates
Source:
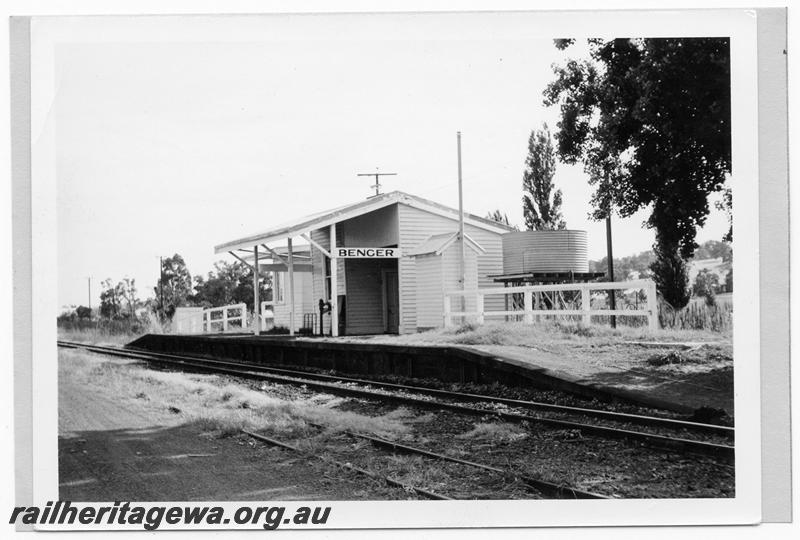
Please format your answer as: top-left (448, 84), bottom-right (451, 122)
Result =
top-left (54, 20), bottom-right (729, 309)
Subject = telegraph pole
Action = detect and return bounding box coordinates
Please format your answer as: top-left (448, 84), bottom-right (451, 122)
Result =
top-left (357, 169), bottom-right (397, 197)
top-left (159, 256), bottom-right (165, 320)
top-left (87, 277), bottom-right (92, 312)
top-left (457, 132), bottom-right (466, 313)
top-left (606, 213), bottom-right (617, 329)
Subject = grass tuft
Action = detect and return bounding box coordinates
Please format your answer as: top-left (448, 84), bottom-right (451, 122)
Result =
top-left (456, 422), bottom-right (528, 442)
top-left (60, 348), bottom-right (411, 440)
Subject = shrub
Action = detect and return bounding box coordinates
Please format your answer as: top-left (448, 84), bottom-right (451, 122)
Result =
top-left (264, 326), bottom-right (290, 335)
top-left (658, 300), bottom-right (732, 332)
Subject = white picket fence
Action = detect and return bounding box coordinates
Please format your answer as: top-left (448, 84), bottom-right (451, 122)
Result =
top-left (444, 279), bottom-right (658, 331)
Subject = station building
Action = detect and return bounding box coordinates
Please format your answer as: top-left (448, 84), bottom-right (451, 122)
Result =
top-left (215, 191), bottom-right (516, 336)
top-left (215, 190), bottom-right (599, 336)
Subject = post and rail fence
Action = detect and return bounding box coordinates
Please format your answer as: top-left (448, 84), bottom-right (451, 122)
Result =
top-left (202, 302), bottom-right (247, 333)
top-left (443, 279), bottom-right (658, 331)
top-left (174, 303), bottom-right (248, 334)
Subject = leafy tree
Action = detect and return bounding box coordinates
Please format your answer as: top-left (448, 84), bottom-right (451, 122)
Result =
top-left (651, 237), bottom-right (691, 309)
top-left (693, 269), bottom-right (720, 307)
top-left (486, 210), bottom-right (510, 225)
top-left (590, 249), bottom-right (656, 280)
top-left (693, 239), bottom-right (732, 262)
top-left (155, 254), bottom-right (193, 319)
top-left (99, 278), bottom-right (124, 319)
top-left (724, 268), bottom-right (733, 292)
top-left (544, 38), bottom-right (731, 308)
top-left (692, 268), bottom-right (720, 297)
top-left (192, 260), bottom-right (270, 312)
top-left (715, 187), bottom-right (733, 242)
top-left (590, 240), bottom-right (730, 279)
top-left (119, 277), bottom-right (139, 319)
top-left (57, 307), bottom-right (77, 323)
top-left (75, 305), bottom-right (92, 319)
top-left (522, 124), bottom-right (566, 231)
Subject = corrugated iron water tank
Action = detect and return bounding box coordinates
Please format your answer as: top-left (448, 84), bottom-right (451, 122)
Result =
top-left (502, 230), bottom-right (589, 273)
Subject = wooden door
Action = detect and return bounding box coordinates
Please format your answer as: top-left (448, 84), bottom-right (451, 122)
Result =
top-left (383, 270), bottom-right (399, 334)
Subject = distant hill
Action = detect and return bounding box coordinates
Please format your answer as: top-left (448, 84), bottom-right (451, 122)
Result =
top-left (589, 240), bottom-right (732, 282)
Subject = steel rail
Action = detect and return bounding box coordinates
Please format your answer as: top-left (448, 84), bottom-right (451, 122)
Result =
top-left (58, 341), bottom-right (735, 461)
top-left (59, 340), bottom-right (733, 437)
top-left (307, 423), bottom-right (609, 499)
top-left (242, 430), bottom-right (451, 500)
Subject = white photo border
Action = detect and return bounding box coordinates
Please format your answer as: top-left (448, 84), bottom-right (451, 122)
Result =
top-left (29, 8), bottom-right (761, 528)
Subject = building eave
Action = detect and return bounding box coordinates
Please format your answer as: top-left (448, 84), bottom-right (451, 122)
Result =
top-left (215, 190), bottom-right (514, 254)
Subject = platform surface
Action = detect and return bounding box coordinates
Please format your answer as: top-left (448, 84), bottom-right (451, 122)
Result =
top-left (467, 344), bottom-right (733, 415)
top-left (139, 331), bottom-right (734, 416)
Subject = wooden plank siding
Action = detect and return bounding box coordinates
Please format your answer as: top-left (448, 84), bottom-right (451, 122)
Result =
top-left (412, 255), bottom-right (443, 329)
top-left (344, 258), bottom-right (397, 335)
top-left (414, 249), bottom-right (478, 329)
top-left (303, 202), bottom-right (504, 335)
top-left (272, 271), bottom-right (314, 331)
top-left (398, 204), bottom-right (504, 333)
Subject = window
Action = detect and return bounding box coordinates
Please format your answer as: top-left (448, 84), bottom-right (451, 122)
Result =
top-left (275, 272), bottom-right (285, 304)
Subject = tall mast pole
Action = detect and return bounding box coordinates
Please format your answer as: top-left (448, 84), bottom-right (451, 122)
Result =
top-left (159, 256), bottom-right (165, 320)
top-left (606, 213), bottom-right (616, 329)
top-left (457, 132), bottom-right (466, 313)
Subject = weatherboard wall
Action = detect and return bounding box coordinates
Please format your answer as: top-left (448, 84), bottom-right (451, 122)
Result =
top-left (414, 248), bottom-right (478, 329)
top-left (397, 203), bottom-right (504, 334)
top-left (272, 271), bottom-right (314, 331)
top-left (344, 258), bottom-right (397, 335)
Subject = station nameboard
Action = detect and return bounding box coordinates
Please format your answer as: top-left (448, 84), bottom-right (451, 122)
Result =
top-left (334, 247), bottom-right (401, 259)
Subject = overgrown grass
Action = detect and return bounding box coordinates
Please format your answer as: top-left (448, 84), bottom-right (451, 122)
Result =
top-left (355, 320), bottom-right (729, 349)
top-left (658, 301), bottom-right (733, 332)
top-left (58, 309), bottom-right (165, 346)
top-left (58, 327), bottom-right (140, 346)
top-left (60, 349), bottom-right (410, 439)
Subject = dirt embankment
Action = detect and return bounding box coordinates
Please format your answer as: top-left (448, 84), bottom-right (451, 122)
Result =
top-left (58, 351), bottom-right (400, 501)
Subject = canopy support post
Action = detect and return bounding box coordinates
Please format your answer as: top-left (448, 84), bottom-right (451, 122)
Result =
top-left (252, 245), bottom-right (260, 335)
top-left (288, 237), bottom-right (295, 336)
top-left (330, 224), bottom-right (339, 337)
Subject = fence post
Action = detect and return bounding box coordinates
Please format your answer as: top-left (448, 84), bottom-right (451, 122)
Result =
top-left (647, 281), bottom-right (659, 331)
top-left (582, 285), bottom-right (591, 326)
top-left (443, 294), bottom-right (452, 328)
top-left (476, 293), bottom-right (484, 325)
top-left (223, 307), bottom-right (228, 332)
top-left (523, 289), bottom-right (533, 324)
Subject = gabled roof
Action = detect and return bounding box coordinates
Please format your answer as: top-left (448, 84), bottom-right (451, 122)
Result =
top-left (215, 191), bottom-right (514, 254)
top-left (407, 232), bottom-right (486, 257)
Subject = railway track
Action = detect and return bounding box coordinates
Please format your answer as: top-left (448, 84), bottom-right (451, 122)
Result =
top-left (58, 340), bottom-right (735, 462)
top-left (303, 423), bottom-right (609, 499)
top-left (242, 430), bottom-right (452, 500)
top-left (244, 427), bottom-right (609, 500)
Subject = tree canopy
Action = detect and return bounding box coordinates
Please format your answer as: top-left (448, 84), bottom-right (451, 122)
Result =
top-left (155, 254), bottom-right (194, 319)
top-left (486, 210), bottom-right (511, 226)
top-left (544, 38), bottom-right (731, 307)
top-left (192, 260), bottom-right (270, 312)
top-left (522, 123), bottom-right (566, 231)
